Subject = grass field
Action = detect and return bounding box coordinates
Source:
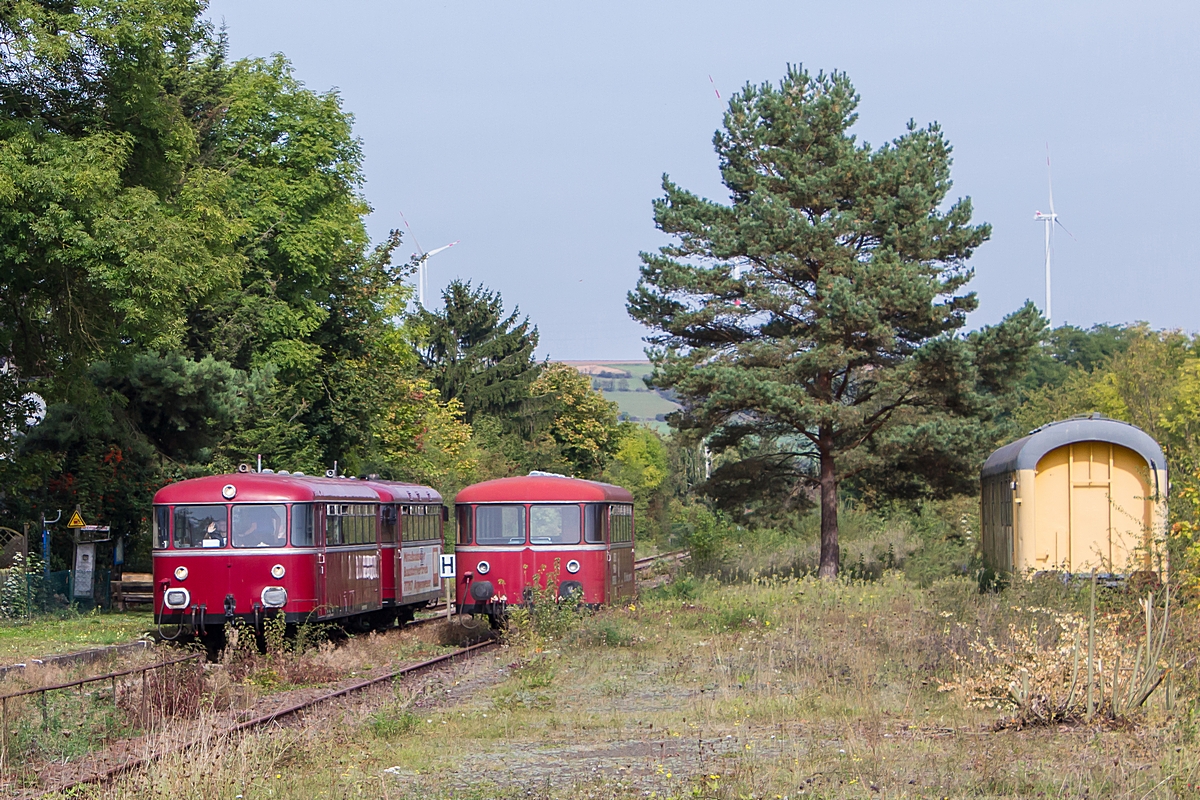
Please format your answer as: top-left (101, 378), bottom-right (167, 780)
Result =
top-left (0, 611), bottom-right (152, 664)
top-left (78, 573), bottom-right (1199, 800)
top-left (586, 361), bottom-right (679, 431)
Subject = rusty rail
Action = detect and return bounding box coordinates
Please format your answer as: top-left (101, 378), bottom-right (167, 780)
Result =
top-left (30, 640), bottom-right (497, 797)
top-left (0, 652), bottom-right (204, 769)
top-left (634, 549), bottom-right (689, 571)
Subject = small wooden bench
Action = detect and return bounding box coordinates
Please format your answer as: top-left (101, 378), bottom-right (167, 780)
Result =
top-left (111, 572), bottom-right (155, 610)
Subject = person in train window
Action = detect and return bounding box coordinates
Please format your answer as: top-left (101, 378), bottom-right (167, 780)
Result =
top-left (202, 520), bottom-right (224, 548)
top-left (233, 505), bottom-right (286, 547)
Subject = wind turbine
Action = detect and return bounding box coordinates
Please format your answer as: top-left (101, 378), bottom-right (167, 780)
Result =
top-left (415, 241), bottom-right (459, 308)
top-left (1033, 149), bottom-right (1075, 327)
top-left (399, 211), bottom-right (459, 309)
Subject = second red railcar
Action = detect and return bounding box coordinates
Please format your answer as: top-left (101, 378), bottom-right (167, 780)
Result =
top-left (453, 474), bottom-right (636, 618)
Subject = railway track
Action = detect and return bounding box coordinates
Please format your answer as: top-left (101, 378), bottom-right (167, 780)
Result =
top-left (23, 638), bottom-right (498, 798)
top-left (634, 549), bottom-right (689, 571)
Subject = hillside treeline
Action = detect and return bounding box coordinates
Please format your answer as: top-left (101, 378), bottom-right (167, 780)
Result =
top-left (0, 2), bottom-right (668, 569)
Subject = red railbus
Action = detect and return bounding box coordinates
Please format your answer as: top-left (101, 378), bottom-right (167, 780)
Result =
top-left (369, 480), bottom-right (445, 623)
top-left (453, 474), bottom-right (636, 619)
top-left (152, 471), bottom-right (442, 641)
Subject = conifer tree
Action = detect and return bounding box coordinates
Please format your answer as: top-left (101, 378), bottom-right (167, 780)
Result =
top-left (415, 281), bottom-right (541, 423)
top-left (628, 66), bottom-right (1040, 577)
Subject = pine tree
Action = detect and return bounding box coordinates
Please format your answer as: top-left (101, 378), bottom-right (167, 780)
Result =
top-left (628, 65), bottom-right (1040, 577)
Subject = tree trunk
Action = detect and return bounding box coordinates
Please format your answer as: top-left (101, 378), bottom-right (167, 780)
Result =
top-left (817, 428), bottom-right (839, 579)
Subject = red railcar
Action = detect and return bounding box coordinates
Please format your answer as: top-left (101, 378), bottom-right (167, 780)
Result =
top-left (453, 474), bottom-right (636, 618)
top-left (370, 480), bottom-right (445, 622)
top-left (152, 471), bottom-right (442, 639)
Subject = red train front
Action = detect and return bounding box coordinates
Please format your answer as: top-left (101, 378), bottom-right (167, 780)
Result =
top-left (152, 470), bottom-right (443, 640)
top-left (453, 473), bottom-right (636, 618)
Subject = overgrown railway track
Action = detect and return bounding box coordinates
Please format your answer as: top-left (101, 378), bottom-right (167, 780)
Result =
top-left (18, 638), bottom-right (498, 799)
top-left (634, 549), bottom-right (689, 571)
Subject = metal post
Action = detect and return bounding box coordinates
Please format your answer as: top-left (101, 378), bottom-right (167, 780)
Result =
top-left (41, 510), bottom-right (60, 580)
top-left (141, 668), bottom-right (147, 726)
top-left (2, 696), bottom-right (7, 770)
top-left (22, 523), bottom-right (29, 620)
top-left (445, 577), bottom-right (452, 621)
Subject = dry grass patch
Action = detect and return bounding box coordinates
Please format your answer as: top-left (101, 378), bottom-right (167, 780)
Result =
top-left (43, 575), bottom-right (1200, 799)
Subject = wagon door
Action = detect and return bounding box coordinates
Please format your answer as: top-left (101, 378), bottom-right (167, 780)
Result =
top-left (607, 504), bottom-right (634, 602)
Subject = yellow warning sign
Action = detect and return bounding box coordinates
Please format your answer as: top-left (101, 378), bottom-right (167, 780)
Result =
top-left (67, 510), bottom-right (86, 528)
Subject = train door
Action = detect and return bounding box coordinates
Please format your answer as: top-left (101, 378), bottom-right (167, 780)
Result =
top-left (381, 504), bottom-right (399, 607)
top-left (606, 504), bottom-right (635, 602)
top-left (317, 504), bottom-right (333, 617)
top-left (321, 503), bottom-right (382, 617)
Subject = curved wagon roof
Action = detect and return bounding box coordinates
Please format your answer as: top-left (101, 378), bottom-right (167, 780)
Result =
top-left (154, 473), bottom-right (382, 505)
top-left (455, 474), bottom-right (634, 504)
top-left (364, 479), bottom-right (442, 504)
top-left (981, 415), bottom-right (1167, 481)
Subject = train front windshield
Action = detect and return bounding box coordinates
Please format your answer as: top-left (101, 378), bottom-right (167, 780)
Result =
top-left (475, 505), bottom-right (526, 545)
top-left (173, 505), bottom-right (227, 548)
top-left (529, 505), bottom-right (581, 545)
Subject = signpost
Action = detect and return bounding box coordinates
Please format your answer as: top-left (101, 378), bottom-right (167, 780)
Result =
top-left (439, 554), bottom-right (456, 620)
top-left (41, 510), bottom-right (61, 578)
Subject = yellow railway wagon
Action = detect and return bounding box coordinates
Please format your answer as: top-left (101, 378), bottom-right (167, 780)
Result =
top-left (980, 415), bottom-right (1167, 576)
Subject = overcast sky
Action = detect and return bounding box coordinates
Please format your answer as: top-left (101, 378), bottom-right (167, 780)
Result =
top-left (205, 1), bottom-right (1200, 361)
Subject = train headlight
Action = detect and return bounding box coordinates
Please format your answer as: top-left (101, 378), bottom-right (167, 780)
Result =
top-left (222, 484), bottom-right (237, 499)
top-left (164, 588), bottom-right (190, 609)
top-left (476, 560), bottom-right (490, 575)
top-left (271, 563), bottom-right (286, 579)
top-left (566, 559), bottom-right (580, 574)
top-left (261, 586), bottom-right (288, 608)
top-left (174, 566), bottom-right (188, 581)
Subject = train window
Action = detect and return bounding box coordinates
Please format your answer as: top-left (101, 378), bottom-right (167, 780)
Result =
top-left (530, 505), bottom-right (582, 545)
top-left (173, 505), bottom-right (227, 549)
top-left (475, 505), bottom-right (526, 545)
top-left (400, 505), bottom-right (440, 543)
top-left (153, 506), bottom-right (169, 549)
top-left (326, 510), bottom-right (343, 546)
top-left (381, 505), bottom-right (398, 543)
top-left (584, 504), bottom-right (604, 544)
top-left (232, 505), bottom-right (287, 548)
top-left (609, 505), bottom-right (633, 544)
top-left (456, 506), bottom-right (471, 544)
top-left (291, 504), bottom-right (314, 547)
top-left (325, 504), bottom-right (376, 546)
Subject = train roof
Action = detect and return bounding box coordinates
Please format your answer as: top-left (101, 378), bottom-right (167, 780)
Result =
top-left (455, 474), bottom-right (634, 504)
top-left (154, 472), bottom-right (383, 505)
top-left (363, 480), bottom-right (442, 504)
top-left (981, 415), bottom-right (1167, 480)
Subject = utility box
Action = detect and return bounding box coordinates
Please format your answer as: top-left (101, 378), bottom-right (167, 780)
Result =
top-left (980, 415), bottom-right (1168, 576)
top-left (72, 525), bottom-right (113, 607)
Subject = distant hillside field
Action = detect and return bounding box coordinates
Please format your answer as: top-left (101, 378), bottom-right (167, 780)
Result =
top-left (564, 361), bottom-right (679, 432)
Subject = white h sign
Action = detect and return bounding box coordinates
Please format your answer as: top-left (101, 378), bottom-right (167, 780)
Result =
top-left (439, 553), bottom-right (456, 579)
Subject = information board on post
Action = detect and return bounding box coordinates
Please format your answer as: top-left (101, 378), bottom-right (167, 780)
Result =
top-left (439, 554), bottom-right (456, 620)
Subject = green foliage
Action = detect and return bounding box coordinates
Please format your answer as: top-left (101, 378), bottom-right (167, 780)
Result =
top-left (0, 3), bottom-right (476, 561)
top-left (504, 561), bottom-right (588, 647)
top-left (603, 424), bottom-right (672, 542)
top-left (528, 363), bottom-right (622, 479)
top-left (628, 65), bottom-right (1041, 577)
top-left (414, 280), bottom-right (541, 423)
top-left (368, 706), bottom-right (421, 739)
